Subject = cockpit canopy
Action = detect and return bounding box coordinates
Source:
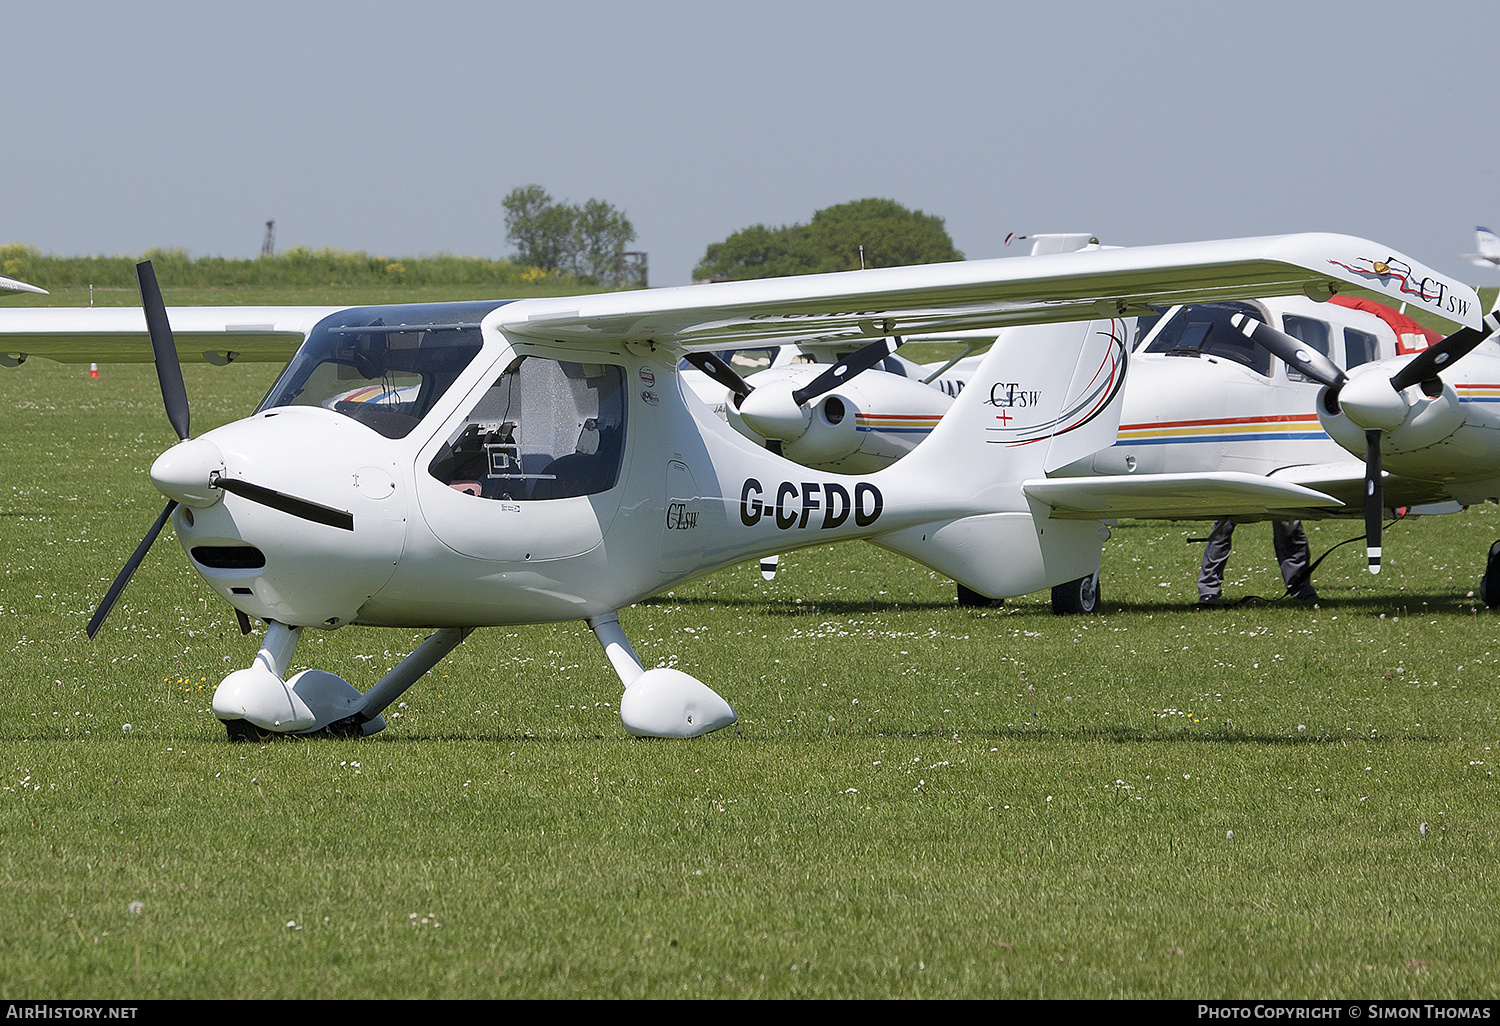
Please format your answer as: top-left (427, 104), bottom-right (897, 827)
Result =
top-left (259, 301), bottom-right (511, 438)
top-left (1137, 301), bottom-right (1272, 376)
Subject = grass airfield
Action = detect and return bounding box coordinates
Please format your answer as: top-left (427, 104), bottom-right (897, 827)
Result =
top-left (3, 296), bottom-right (1500, 998)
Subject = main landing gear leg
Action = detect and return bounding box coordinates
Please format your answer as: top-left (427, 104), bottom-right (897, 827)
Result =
top-left (589, 613), bottom-right (737, 739)
top-left (214, 623), bottom-right (473, 740)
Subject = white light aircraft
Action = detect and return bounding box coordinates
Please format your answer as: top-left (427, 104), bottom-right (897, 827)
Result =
top-left (0, 236), bottom-right (1476, 740)
top-left (1462, 226), bottom-right (1500, 269)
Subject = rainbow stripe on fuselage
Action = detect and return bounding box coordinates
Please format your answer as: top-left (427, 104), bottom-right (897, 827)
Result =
top-left (1456, 383), bottom-right (1500, 403)
top-left (855, 412), bottom-right (944, 435)
top-left (1116, 413), bottom-right (1326, 446)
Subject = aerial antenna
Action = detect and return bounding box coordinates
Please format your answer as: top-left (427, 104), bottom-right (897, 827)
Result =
top-left (261, 220), bottom-right (276, 258)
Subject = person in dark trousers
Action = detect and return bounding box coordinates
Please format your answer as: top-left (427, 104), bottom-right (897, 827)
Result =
top-left (1198, 520), bottom-right (1318, 603)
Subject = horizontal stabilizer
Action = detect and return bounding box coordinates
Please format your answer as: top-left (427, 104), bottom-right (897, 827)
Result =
top-left (1024, 472), bottom-right (1343, 520)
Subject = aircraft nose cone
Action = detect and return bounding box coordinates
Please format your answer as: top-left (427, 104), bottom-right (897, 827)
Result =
top-left (736, 388), bottom-right (811, 442)
top-left (150, 437), bottom-right (226, 507)
top-left (1337, 369), bottom-right (1408, 431)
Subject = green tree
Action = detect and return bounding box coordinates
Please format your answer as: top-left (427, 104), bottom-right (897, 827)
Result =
top-left (693, 198), bottom-right (962, 281)
top-left (502, 185), bottom-right (638, 287)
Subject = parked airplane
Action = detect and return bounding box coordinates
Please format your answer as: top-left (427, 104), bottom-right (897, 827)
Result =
top-left (1462, 226), bottom-right (1500, 269)
top-left (0, 236), bottom-right (1474, 740)
top-left (706, 231), bottom-right (1500, 609)
top-left (0, 273), bottom-right (45, 296)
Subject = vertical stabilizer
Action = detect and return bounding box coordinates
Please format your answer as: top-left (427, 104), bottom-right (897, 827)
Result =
top-left (871, 316), bottom-right (1128, 599)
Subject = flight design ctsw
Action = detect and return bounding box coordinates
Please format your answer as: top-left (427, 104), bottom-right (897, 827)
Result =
top-left (0, 236), bottom-right (1476, 738)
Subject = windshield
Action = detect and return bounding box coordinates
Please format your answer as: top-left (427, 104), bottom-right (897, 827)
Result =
top-left (259, 301), bottom-right (511, 438)
top-left (1138, 301), bottom-right (1272, 377)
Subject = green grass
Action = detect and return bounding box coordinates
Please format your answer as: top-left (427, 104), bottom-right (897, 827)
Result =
top-left (3, 297), bottom-right (1500, 998)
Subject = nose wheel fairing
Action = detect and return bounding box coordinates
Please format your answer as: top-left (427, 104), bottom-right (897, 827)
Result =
top-left (214, 624), bottom-right (472, 739)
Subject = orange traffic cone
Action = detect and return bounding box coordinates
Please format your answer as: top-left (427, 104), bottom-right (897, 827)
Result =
top-left (88, 363), bottom-right (99, 379)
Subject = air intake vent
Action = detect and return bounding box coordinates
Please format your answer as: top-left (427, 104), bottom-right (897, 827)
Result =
top-left (190, 546), bottom-right (267, 570)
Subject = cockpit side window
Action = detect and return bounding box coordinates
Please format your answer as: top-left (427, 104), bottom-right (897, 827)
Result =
top-left (1141, 302), bottom-right (1271, 376)
top-left (1281, 316), bottom-right (1331, 382)
top-left (429, 357), bottom-right (626, 501)
top-left (1344, 328), bottom-right (1378, 369)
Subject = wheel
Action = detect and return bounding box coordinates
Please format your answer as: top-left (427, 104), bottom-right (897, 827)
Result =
top-left (1481, 540), bottom-right (1500, 609)
top-left (223, 718), bottom-right (285, 742)
top-left (1051, 572), bottom-right (1101, 615)
top-left (957, 584), bottom-right (1002, 608)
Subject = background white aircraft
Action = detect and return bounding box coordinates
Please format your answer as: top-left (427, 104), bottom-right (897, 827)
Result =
top-left (707, 237), bottom-right (1500, 609)
top-left (1462, 226), bottom-right (1500, 269)
top-left (0, 235), bottom-right (1474, 740)
top-left (0, 273), bottom-right (46, 296)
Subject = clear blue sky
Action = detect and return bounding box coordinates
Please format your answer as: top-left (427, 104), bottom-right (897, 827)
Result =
top-left (6, 0), bottom-right (1497, 287)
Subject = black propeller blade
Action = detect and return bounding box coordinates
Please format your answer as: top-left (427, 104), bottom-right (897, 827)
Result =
top-left (136, 261), bottom-right (190, 441)
top-left (88, 262), bottom-right (190, 635)
top-left (1231, 314), bottom-right (1346, 389)
top-left (1388, 317), bottom-right (1496, 393)
top-left (790, 336), bottom-right (902, 407)
top-left (86, 500), bottom-right (178, 638)
top-left (682, 351), bottom-right (754, 405)
top-left (1364, 430), bottom-right (1383, 575)
top-left (211, 475), bottom-right (355, 531)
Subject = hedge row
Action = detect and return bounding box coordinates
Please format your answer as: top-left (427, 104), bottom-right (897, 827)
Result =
top-left (0, 244), bottom-right (557, 288)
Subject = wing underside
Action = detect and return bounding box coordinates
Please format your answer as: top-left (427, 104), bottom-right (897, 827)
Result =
top-left (1271, 462), bottom-right (1463, 511)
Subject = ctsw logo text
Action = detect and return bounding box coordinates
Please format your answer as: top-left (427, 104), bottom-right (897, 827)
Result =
top-left (987, 383), bottom-right (1041, 408)
top-left (740, 478), bottom-right (882, 530)
top-left (666, 503), bottom-right (699, 530)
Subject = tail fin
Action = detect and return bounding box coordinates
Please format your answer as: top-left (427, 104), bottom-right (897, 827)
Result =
top-left (887, 316), bottom-right (1128, 497)
top-left (871, 316), bottom-right (1128, 599)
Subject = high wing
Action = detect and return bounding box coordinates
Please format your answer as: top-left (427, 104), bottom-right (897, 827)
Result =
top-left (1024, 472), bottom-right (1344, 521)
top-left (0, 234), bottom-right (1476, 367)
top-left (501, 234), bottom-right (1480, 351)
top-left (1271, 462), bottom-right (1463, 511)
top-left (0, 306), bottom-right (342, 364)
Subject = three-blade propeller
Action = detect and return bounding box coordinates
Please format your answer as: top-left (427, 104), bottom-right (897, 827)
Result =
top-left (1233, 311), bottom-right (1499, 576)
top-left (86, 262), bottom-right (352, 638)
